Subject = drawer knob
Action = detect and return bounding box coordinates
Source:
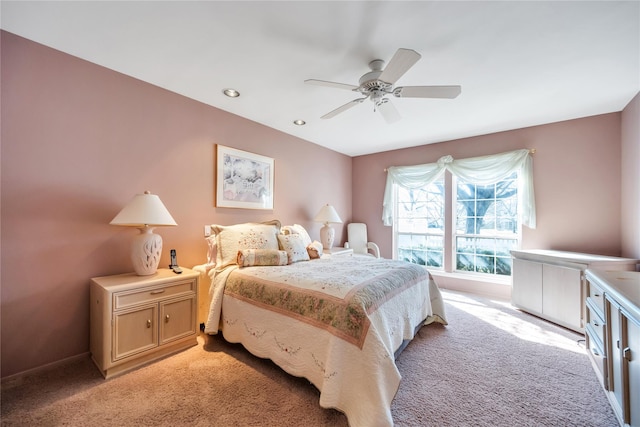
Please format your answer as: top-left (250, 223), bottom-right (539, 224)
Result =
top-left (165, 314), bottom-right (170, 323)
top-left (593, 321), bottom-right (600, 327)
top-left (594, 293), bottom-right (600, 297)
top-left (150, 289), bottom-right (166, 295)
top-left (146, 319), bottom-right (152, 328)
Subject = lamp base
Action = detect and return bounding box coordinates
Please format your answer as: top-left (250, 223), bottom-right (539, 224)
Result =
top-left (131, 226), bottom-right (162, 275)
top-left (319, 223), bottom-right (335, 250)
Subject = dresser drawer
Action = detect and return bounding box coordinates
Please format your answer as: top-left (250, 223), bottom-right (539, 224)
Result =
top-left (585, 298), bottom-right (605, 342)
top-left (114, 279), bottom-right (196, 310)
top-left (587, 280), bottom-right (605, 314)
top-left (585, 324), bottom-right (607, 389)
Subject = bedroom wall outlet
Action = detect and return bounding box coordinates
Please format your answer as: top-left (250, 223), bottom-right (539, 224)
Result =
top-left (204, 225), bottom-right (212, 237)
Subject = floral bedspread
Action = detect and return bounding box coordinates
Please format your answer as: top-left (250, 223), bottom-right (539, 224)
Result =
top-left (203, 255), bottom-right (448, 427)
top-left (223, 257), bottom-right (427, 348)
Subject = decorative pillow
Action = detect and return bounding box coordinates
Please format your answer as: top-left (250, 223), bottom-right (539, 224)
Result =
top-left (237, 249), bottom-right (288, 267)
top-left (281, 226), bottom-right (293, 235)
top-left (290, 224), bottom-right (312, 246)
top-left (212, 220), bottom-right (281, 268)
top-left (277, 233), bottom-right (310, 264)
top-left (307, 240), bottom-right (324, 259)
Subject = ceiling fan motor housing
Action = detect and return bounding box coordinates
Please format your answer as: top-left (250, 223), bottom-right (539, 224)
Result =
top-left (358, 59), bottom-right (393, 95)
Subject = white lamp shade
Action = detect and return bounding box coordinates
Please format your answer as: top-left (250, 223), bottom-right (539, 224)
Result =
top-left (110, 191), bottom-right (177, 227)
top-left (314, 204), bottom-right (342, 224)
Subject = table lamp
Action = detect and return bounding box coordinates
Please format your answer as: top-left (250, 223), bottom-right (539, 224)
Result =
top-left (314, 204), bottom-right (342, 249)
top-left (110, 191), bottom-right (177, 275)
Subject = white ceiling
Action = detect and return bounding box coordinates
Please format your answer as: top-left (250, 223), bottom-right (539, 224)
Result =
top-left (2, 1), bottom-right (639, 157)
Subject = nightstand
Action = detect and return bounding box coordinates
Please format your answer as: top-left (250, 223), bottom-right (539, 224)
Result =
top-left (322, 247), bottom-right (354, 257)
top-left (90, 268), bottom-right (199, 379)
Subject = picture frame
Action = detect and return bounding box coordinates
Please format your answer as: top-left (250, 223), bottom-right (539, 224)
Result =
top-left (216, 144), bottom-right (274, 210)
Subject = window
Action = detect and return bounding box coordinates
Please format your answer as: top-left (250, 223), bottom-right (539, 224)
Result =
top-left (395, 179), bottom-right (445, 267)
top-left (384, 149), bottom-right (534, 278)
top-left (454, 173), bottom-right (519, 275)
top-left (393, 172), bottom-right (520, 277)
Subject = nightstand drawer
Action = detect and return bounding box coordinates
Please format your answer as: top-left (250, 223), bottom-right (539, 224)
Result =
top-left (114, 279), bottom-right (196, 310)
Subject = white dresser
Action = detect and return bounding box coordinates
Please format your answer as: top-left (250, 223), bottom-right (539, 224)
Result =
top-left (585, 270), bottom-right (640, 427)
top-left (511, 250), bottom-right (637, 333)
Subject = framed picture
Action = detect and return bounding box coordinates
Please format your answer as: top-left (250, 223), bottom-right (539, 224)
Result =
top-left (216, 145), bottom-right (274, 210)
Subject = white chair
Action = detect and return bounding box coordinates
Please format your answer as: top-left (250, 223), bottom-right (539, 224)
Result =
top-left (344, 223), bottom-right (380, 258)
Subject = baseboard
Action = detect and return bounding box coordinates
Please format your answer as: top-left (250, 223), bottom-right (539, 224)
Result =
top-left (1, 352), bottom-right (90, 386)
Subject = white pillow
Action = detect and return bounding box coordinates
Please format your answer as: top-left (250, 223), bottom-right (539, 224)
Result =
top-left (282, 224), bottom-right (312, 247)
top-left (277, 233), bottom-right (310, 264)
top-left (212, 220), bottom-right (281, 269)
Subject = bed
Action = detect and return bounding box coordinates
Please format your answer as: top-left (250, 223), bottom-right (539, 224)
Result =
top-left (194, 221), bottom-right (447, 427)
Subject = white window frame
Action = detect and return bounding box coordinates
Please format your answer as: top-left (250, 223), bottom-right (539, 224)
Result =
top-left (451, 173), bottom-right (521, 276)
top-left (392, 171), bottom-right (522, 277)
top-left (392, 178), bottom-right (446, 269)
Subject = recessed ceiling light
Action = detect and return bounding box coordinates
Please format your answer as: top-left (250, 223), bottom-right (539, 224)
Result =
top-left (293, 119), bottom-right (306, 126)
top-left (223, 88), bottom-right (240, 98)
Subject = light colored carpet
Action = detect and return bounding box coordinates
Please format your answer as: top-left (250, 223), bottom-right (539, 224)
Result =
top-left (1, 290), bottom-right (618, 426)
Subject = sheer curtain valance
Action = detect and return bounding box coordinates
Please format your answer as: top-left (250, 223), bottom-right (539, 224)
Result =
top-left (382, 148), bottom-right (536, 228)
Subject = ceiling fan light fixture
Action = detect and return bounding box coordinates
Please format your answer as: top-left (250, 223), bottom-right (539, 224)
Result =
top-left (223, 88), bottom-right (240, 98)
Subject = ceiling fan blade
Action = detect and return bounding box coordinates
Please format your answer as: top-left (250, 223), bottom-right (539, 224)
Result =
top-left (376, 98), bottom-right (401, 124)
top-left (394, 85), bottom-right (462, 99)
top-left (378, 48), bottom-right (421, 84)
top-left (321, 97), bottom-right (367, 119)
top-left (305, 79), bottom-right (359, 91)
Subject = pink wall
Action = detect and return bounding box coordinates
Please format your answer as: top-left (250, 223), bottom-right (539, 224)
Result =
top-left (0, 32), bottom-right (352, 378)
top-left (621, 92), bottom-right (640, 259)
top-left (353, 113), bottom-right (625, 259)
top-left (2, 30), bottom-right (637, 379)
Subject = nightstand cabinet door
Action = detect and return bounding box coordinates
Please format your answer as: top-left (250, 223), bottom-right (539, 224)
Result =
top-left (160, 296), bottom-right (196, 345)
top-left (114, 305), bottom-right (158, 360)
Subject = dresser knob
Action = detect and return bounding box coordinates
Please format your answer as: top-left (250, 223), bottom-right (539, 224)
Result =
top-left (146, 319), bottom-right (152, 328)
top-left (165, 314), bottom-right (170, 323)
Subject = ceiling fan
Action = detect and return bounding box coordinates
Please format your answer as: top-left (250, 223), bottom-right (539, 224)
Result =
top-left (305, 48), bottom-right (461, 124)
